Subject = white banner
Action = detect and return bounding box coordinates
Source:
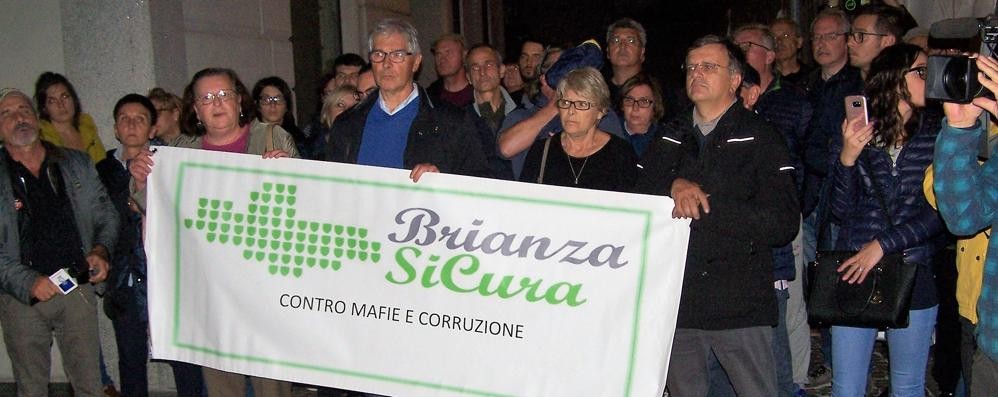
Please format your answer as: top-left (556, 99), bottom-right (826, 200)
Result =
top-left (146, 147), bottom-right (690, 397)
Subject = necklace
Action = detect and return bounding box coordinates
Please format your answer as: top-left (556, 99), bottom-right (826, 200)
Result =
top-left (566, 153), bottom-right (590, 185)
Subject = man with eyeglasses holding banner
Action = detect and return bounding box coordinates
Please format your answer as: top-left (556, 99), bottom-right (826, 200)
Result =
top-left (324, 18), bottom-right (489, 181)
top-left (634, 35), bottom-right (798, 396)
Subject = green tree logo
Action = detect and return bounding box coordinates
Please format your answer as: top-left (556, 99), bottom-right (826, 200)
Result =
top-left (183, 182), bottom-right (382, 277)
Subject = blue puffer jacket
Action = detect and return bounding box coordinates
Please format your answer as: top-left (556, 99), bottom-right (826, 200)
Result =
top-left (829, 108), bottom-right (944, 309)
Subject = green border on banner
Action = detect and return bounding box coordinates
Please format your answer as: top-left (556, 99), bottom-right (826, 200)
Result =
top-left (170, 162), bottom-right (656, 397)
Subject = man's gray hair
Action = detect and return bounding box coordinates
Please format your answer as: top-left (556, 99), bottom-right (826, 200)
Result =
top-left (0, 88), bottom-right (36, 114)
top-left (606, 18), bottom-right (647, 47)
top-left (732, 23), bottom-right (776, 53)
top-left (811, 9), bottom-right (851, 37)
top-left (368, 18), bottom-right (421, 54)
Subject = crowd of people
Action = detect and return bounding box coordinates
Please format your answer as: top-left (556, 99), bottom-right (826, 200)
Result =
top-left (0, 1), bottom-right (996, 397)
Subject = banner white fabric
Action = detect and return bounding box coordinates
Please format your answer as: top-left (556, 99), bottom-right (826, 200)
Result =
top-left (146, 147), bottom-right (690, 397)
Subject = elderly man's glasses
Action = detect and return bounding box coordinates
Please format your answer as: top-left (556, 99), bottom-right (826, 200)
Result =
top-left (197, 89), bottom-right (236, 106)
top-left (907, 66), bottom-right (928, 81)
top-left (812, 32), bottom-right (847, 42)
top-left (369, 49), bottom-right (413, 63)
top-left (556, 99), bottom-right (592, 111)
top-left (623, 96), bottom-right (654, 108)
top-left (848, 31), bottom-right (888, 43)
top-left (259, 96), bottom-right (285, 106)
top-left (683, 62), bottom-right (729, 74)
top-left (738, 41), bottom-right (772, 52)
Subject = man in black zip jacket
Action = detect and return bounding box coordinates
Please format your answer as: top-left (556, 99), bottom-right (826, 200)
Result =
top-left (325, 18), bottom-right (489, 181)
top-left (634, 36), bottom-right (799, 396)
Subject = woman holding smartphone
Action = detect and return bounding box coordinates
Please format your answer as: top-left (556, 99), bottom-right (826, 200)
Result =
top-left (829, 43), bottom-right (944, 396)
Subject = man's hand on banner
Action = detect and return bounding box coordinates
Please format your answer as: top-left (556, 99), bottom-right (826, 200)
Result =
top-left (671, 178), bottom-right (710, 220)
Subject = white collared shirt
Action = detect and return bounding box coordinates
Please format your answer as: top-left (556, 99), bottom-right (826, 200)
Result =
top-left (378, 83), bottom-right (420, 116)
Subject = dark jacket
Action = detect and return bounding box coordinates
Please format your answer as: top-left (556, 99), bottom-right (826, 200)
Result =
top-left (0, 143), bottom-right (119, 304)
top-left (464, 94), bottom-right (516, 180)
top-left (803, 66), bottom-right (864, 217)
top-left (830, 109), bottom-right (944, 309)
top-left (96, 150), bottom-right (148, 319)
top-left (756, 75), bottom-right (813, 282)
top-left (757, 74), bottom-right (812, 199)
top-left (325, 86), bottom-right (490, 177)
top-left (635, 102), bottom-right (800, 329)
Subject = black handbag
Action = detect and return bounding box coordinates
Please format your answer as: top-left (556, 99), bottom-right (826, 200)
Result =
top-left (807, 250), bottom-right (916, 328)
top-left (807, 152), bottom-right (918, 329)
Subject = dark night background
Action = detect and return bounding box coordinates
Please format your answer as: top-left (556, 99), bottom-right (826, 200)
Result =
top-left (502, 0), bottom-right (812, 88)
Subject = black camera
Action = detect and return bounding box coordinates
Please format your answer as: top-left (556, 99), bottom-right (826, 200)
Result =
top-left (926, 55), bottom-right (984, 103)
top-left (925, 15), bottom-right (998, 103)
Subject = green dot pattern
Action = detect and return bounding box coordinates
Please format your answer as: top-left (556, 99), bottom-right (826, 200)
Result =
top-left (183, 182), bottom-right (382, 277)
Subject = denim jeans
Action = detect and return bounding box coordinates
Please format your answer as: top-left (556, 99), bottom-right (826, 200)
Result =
top-left (831, 306), bottom-right (938, 397)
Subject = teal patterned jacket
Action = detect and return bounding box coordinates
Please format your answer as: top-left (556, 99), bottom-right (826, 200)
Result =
top-left (933, 118), bottom-right (998, 362)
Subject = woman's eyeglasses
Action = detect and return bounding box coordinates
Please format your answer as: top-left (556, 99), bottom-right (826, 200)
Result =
top-left (556, 99), bottom-right (592, 111)
top-left (907, 66), bottom-right (927, 81)
top-left (197, 89), bottom-right (236, 106)
top-left (622, 97), bottom-right (654, 108)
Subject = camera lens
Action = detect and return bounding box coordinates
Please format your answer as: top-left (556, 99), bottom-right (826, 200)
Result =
top-left (943, 59), bottom-right (969, 99)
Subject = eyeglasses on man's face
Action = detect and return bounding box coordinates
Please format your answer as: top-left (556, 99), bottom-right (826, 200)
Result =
top-left (556, 99), bottom-right (592, 111)
top-left (683, 62), bottom-right (730, 75)
top-left (369, 49), bottom-right (413, 63)
top-left (847, 31), bottom-right (888, 44)
top-left (623, 96), bottom-right (654, 108)
top-left (197, 89), bottom-right (236, 106)
top-left (812, 32), bottom-right (847, 43)
top-left (738, 41), bottom-right (772, 52)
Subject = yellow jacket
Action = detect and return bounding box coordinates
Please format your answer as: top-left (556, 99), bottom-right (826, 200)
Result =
top-left (925, 163), bottom-right (987, 324)
top-left (39, 112), bottom-right (106, 163)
